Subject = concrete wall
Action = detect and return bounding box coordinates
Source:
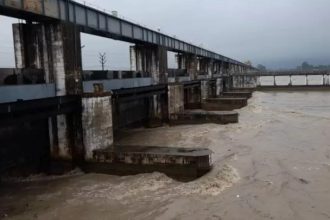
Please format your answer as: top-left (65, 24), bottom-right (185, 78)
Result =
top-left (82, 94), bottom-right (113, 161)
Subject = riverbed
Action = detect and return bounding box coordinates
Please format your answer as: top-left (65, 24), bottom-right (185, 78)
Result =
top-left (1, 91), bottom-right (330, 220)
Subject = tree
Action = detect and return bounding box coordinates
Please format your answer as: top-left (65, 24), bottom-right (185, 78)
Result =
top-left (244, 60), bottom-right (252, 66)
top-left (98, 52), bottom-right (107, 71)
top-left (257, 64), bottom-right (266, 71)
top-left (301, 61), bottom-right (313, 70)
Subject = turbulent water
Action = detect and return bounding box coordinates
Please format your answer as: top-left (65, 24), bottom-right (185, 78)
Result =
top-left (1, 91), bottom-right (330, 220)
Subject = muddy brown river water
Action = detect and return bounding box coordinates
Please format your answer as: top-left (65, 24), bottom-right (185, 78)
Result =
top-left (1, 91), bottom-right (330, 220)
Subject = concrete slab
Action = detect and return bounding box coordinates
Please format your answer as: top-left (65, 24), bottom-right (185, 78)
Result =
top-left (83, 145), bottom-right (213, 180)
top-left (202, 97), bottom-right (248, 111)
top-left (229, 88), bottom-right (255, 93)
top-left (170, 109), bottom-right (238, 125)
top-left (222, 91), bottom-right (252, 99)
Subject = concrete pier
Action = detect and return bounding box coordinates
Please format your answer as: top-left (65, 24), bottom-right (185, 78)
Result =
top-left (202, 97), bottom-right (248, 111)
top-left (84, 145), bottom-right (213, 180)
top-left (170, 110), bottom-right (238, 125)
top-left (222, 92), bottom-right (252, 99)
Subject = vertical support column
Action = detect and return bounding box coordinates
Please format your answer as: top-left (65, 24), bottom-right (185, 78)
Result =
top-left (12, 23), bottom-right (52, 82)
top-left (306, 74), bottom-right (308, 86)
top-left (47, 23), bottom-right (83, 164)
top-left (130, 45), bottom-right (168, 125)
top-left (186, 54), bottom-right (198, 80)
top-left (177, 53), bottom-right (186, 69)
top-left (273, 75), bottom-right (276, 86)
top-left (257, 76), bottom-right (261, 87)
top-left (216, 78), bottom-right (223, 96)
top-left (207, 59), bottom-right (213, 78)
top-left (12, 24), bottom-right (26, 69)
top-left (201, 80), bottom-right (209, 101)
top-left (289, 75), bottom-right (292, 86)
top-left (168, 84), bottom-right (184, 120)
top-left (177, 53), bottom-right (198, 80)
top-left (12, 22), bottom-right (84, 166)
top-left (82, 91), bottom-right (113, 161)
top-left (129, 46), bottom-right (137, 71)
top-left (130, 44), bottom-right (168, 84)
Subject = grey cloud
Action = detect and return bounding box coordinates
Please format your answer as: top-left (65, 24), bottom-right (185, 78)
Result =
top-left (1, 0), bottom-right (329, 69)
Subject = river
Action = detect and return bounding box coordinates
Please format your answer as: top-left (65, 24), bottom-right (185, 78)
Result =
top-left (1, 91), bottom-right (330, 220)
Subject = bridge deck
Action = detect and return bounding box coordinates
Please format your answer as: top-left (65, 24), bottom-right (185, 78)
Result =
top-left (0, 0), bottom-right (246, 66)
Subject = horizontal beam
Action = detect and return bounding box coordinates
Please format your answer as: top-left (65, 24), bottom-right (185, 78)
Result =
top-left (83, 78), bottom-right (153, 93)
top-left (0, 95), bottom-right (81, 125)
top-left (0, 0), bottom-right (248, 67)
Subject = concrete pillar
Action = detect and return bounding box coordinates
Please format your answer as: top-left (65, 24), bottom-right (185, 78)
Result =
top-left (224, 62), bottom-right (229, 74)
top-left (177, 53), bottom-right (198, 80)
top-left (216, 78), bottom-right (223, 96)
top-left (289, 75), bottom-right (292, 86)
top-left (130, 44), bottom-right (168, 85)
top-left (130, 45), bottom-right (168, 125)
top-left (177, 54), bottom-right (186, 69)
top-left (219, 61), bottom-right (224, 75)
top-left (207, 59), bottom-right (214, 78)
top-left (129, 46), bottom-right (137, 71)
top-left (168, 84), bottom-right (184, 120)
top-left (214, 62), bottom-right (221, 75)
top-left (199, 58), bottom-right (209, 75)
top-left (13, 22), bottom-right (84, 163)
top-left (82, 92), bottom-right (113, 161)
top-left (13, 23), bottom-right (52, 82)
top-left (201, 80), bottom-right (210, 100)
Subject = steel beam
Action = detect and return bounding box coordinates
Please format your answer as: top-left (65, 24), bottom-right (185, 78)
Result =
top-left (0, 0), bottom-right (249, 68)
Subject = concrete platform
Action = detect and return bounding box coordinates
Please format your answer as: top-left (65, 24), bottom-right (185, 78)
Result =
top-left (83, 145), bottom-right (213, 180)
top-left (222, 91), bottom-right (252, 99)
top-left (229, 88), bottom-right (255, 93)
top-left (202, 97), bottom-right (248, 111)
top-left (170, 109), bottom-right (238, 125)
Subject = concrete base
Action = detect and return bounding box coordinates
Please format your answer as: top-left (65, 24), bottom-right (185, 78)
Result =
top-left (170, 110), bottom-right (238, 125)
top-left (202, 98), bottom-right (248, 111)
top-left (83, 145), bottom-right (213, 180)
top-left (229, 88), bottom-right (255, 93)
top-left (222, 92), bottom-right (252, 99)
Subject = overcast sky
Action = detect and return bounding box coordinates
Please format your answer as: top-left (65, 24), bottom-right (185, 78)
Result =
top-left (1, 0), bottom-right (329, 70)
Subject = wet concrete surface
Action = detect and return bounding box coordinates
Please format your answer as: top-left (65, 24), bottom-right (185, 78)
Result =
top-left (1, 91), bottom-right (330, 220)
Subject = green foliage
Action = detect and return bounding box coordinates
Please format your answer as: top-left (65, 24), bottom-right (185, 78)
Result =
top-left (297, 62), bottom-right (330, 70)
top-left (257, 64), bottom-right (266, 71)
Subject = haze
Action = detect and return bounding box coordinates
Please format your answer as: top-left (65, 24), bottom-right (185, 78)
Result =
top-left (0, 0), bottom-right (329, 70)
